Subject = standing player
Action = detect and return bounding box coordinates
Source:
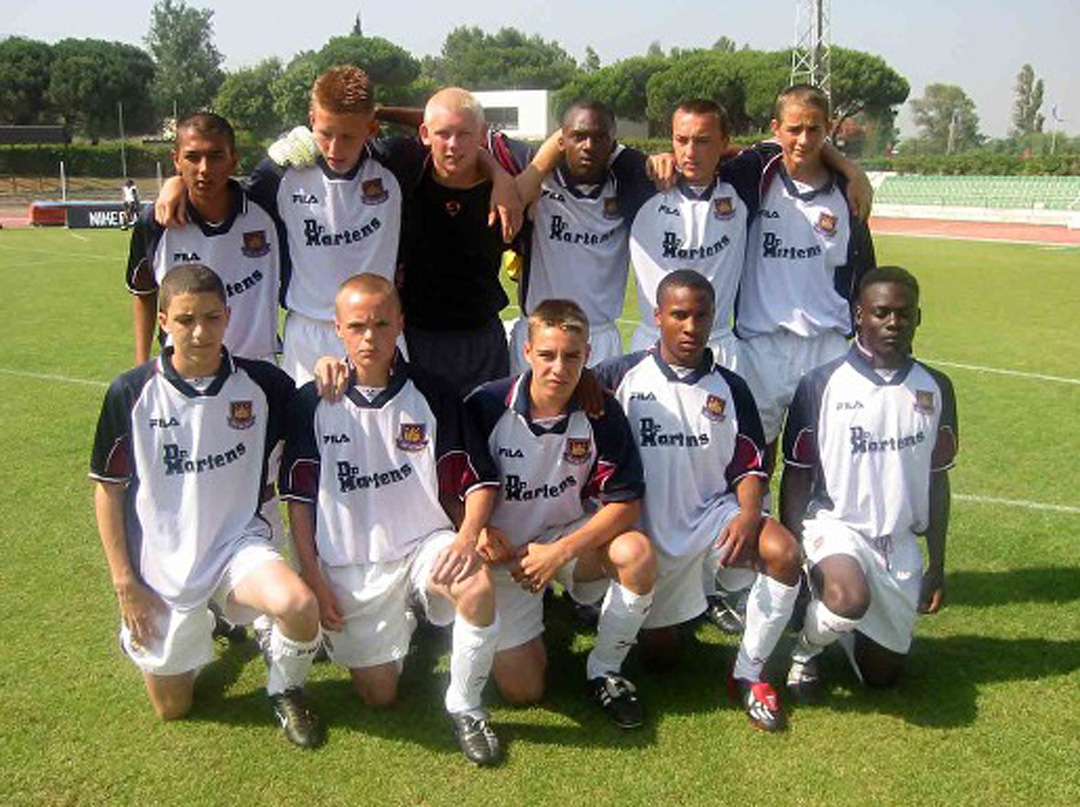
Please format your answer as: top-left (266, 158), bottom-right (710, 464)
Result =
top-left (90, 264), bottom-right (324, 747)
top-left (595, 271), bottom-right (802, 731)
top-left (128, 112), bottom-right (281, 367)
top-left (626, 100), bottom-right (760, 368)
top-left (121, 179), bottom-right (140, 230)
top-left (736, 84), bottom-right (876, 466)
top-left (780, 266), bottom-right (957, 699)
top-left (466, 299), bottom-right (656, 728)
top-left (280, 274), bottom-right (505, 766)
top-left (507, 101), bottom-right (633, 372)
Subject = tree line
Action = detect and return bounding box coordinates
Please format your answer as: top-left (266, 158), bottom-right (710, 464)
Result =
top-left (0, 1), bottom-right (1065, 158)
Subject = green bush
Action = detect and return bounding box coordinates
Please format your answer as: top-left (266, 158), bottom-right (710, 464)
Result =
top-left (0, 140), bottom-right (269, 177)
top-left (859, 152), bottom-right (1080, 176)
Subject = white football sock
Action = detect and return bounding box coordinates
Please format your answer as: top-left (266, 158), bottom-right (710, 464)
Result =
top-left (266, 625), bottom-right (321, 696)
top-left (586, 582), bottom-right (654, 680)
top-left (444, 613), bottom-right (500, 715)
top-left (733, 574), bottom-right (800, 682)
top-left (792, 599), bottom-right (860, 663)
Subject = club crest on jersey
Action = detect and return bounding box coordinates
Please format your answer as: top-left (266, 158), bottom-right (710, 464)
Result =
top-left (396, 422), bottom-right (429, 452)
top-left (563, 438), bottom-right (592, 465)
top-left (914, 390), bottom-right (935, 414)
top-left (602, 197), bottom-right (620, 220)
top-left (241, 230), bottom-right (270, 258)
top-left (361, 178), bottom-right (389, 205)
top-left (702, 395), bottom-right (726, 422)
top-left (713, 197), bottom-right (736, 220)
top-left (445, 200), bottom-right (462, 217)
top-left (814, 212), bottom-right (838, 237)
top-left (227, 400), bottom-right (255, 430)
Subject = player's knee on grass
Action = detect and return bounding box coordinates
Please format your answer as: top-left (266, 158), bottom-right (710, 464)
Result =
top-left (854, 633), bottom-right (906, 688)
top-left (604, 530), bottom-right (657, 594)
top-left (351, 663), bottom-right (401, 707)
top-left (811, 556), bottom-right (871, 620)
top-left (493, 640), bottom-right (546, 705)
top-left (639, 626), bottom-right (680, 672)
top-left (447, 565), bottom-right (496, 626)
top-left (757, 520), bottom-right (802, 586)
top-left (144, 672), bottom-right (195, 721)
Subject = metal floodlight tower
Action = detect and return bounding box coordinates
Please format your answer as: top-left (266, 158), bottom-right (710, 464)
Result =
top-left (791, 0), bottom-right (832, 103)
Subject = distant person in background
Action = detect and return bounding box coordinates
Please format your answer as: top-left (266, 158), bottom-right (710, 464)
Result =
top-left (121, 179), bottom-right (140, 230)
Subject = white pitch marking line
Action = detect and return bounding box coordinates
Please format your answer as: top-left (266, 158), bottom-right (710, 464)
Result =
top-left (924, 359), bottom-right (1080, 386)
top-left (69, 232), bottom-right (88, 242)
top-left (0, 368), bottom-right (107, 388)
top-left (954, 494), bottom-right (1080, 515)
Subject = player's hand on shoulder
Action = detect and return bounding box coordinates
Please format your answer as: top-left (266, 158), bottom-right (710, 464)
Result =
top-left (918, 568), bottom-right (945, 614)
top-left (646, 152), bottom-right (677, 191)
top-left (846, 172), bottom-right (874, 221)
top-left (116, 580), bottom-right (167, 647)
top-left (154, 176), bottom-right (188, 228)
top-left (313, 356), bottom-right (349, 401)
top-left (573, 368), bottom-right (606, 419)
top-left (489, 172), bottom-right (524, 243)
top-left (268, 126), bottom-right (320, 169)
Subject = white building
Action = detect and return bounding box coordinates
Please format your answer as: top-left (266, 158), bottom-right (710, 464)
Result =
top-left (472, 89), bottom-right (649, 141)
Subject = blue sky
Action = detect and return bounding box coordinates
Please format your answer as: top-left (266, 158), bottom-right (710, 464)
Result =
top-left (4, 0), bottom-right (1078, 136)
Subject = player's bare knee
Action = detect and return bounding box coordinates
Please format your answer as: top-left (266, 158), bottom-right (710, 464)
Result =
top-left (607, 531), bottom-right (656, 592)
top-left (267, 580), bottom-right (319, 633)
top-left (759, 524), bottom-right (802, 585)
top-left (352, 669), bottom-right (400, 707)
top-left (820, 581), bottom-right (870, 620)
top-left (450, 566), bottom-right (495, 623)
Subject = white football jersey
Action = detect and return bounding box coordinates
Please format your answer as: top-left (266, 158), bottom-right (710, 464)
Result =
top-left (597, 349), bottom-right (767, 557)
top-left (254, 148), bottom-right (403, 322)
top-left (737, 161), bottom-right (854, 338)
top-left (90, 350), bottom-right (294, 608)
top-left (466, 374), bottom-right (644, 545)
top-left (783, 344), bottom-right (959, 542)
top-left (629, 177), bottom-right (750, 341)
top-left (525, 164), bottom-right (629, 327)
top-left (126, 183), bottom-right (281, 360)
top-left (280, 358), bottom-right (498, 566)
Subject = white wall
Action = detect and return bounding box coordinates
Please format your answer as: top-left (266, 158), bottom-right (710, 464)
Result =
top-left (472, 90), bottom-right (555, 140)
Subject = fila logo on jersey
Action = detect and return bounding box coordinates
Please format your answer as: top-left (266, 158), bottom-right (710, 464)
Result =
top-left (396, 423), bottom-right (429, 452)
top-left (713, 197), bottom-right (735, 220)
top-left (702, 395), bottom-right (726, 421)
top-left (541, 188), bottom-right (566, 202)
top-left (149, 416), bottom-right (180, 429)
top-left (227, 401), bottom-right (255, 430)
top-left (242, 230), bottom-right (270, 257)
top-left (814, 212), bottom-right (838, 236)
top-left (639, 417), bottom-right (710, 448)
top-left (662, 232), bottom-right (731, 260)
top-left (849, 426), bottom-right (925, 455)
top-left (504, 473), bottom-right (577, 501)
top-left (658, 204), bottom-right (681, 217)
top-left (549, 215), bottom-right (613, 246)
top-left (336, 460), bottom-right (413, 493)
top-left (304, 217), bottom-right (382, 247)
top-left (498, 447), bottom-right (525, 458)
top-left (323, 433), bottom-right (352, 444)
top-left (629, 391), bottom-right (656, 401)
top-left (762, 232), bottom-right (822, 260)
top-left (362, 178), bottom-right (389, 205)
top-left (163, 442), bottom-right (246, 475)
top-left (564, 438), bottom-right (592, 465)
top-left (173, 251), bottom-right (201, 262)
top-left (914, 390), bottom-right (935, 414)
top-left (835, 400), bottom-right (864, 411)
top-left (292, 192), bottom-right (319, 204)
top-left (759, 209), bottom-right (780, 219)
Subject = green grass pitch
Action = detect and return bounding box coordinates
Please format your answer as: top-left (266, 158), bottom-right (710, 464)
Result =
top-left (0, 228), bottom-right (1077, 805)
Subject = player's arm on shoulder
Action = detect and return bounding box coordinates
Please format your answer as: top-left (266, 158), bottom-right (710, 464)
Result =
top-left (93, 479), bottom-right (165, 645)
top-left (477, 148), bottom-right (524, 243)
top-left (515, 129), bottom-right (561, 207)
top-left (126, 216), bottom-right (159, 365)
top-left (822, 141), bottom-right (872, 220)
top-left (779, 376), bottom-right (819, 539)
top-left (154, 176), bottom-right (189, 227)
top-left (375, 105), bottom-right (422, 129)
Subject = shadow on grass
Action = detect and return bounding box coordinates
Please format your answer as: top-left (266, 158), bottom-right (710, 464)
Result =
top-left (795, 634), bottom-right (1080, 729)
top-left (947, 566), bottom-right (1080, 607)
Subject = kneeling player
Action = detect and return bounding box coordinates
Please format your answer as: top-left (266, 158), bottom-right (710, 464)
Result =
top-left (595, 271), bottom-right (802, 731)
top-left (280, 274), bottom-right (504, 766)
top-left (780, 266), bottom-right (958, 699)
top-left (90, 264), bottom-right (324, 747)
top-left (466, 300), bottom-right (657, 728)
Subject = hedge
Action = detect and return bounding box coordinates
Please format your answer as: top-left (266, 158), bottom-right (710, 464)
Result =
top-left (0, 141), bottom-right (268, 177)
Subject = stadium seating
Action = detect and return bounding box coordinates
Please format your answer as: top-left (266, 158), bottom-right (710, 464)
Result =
top-left (874, 175), bottom-right (1080, 211)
